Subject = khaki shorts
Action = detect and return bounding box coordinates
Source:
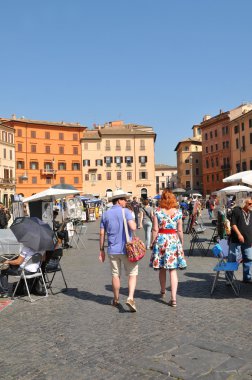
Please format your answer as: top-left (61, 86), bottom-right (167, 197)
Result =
top-left (109, 254), bottom-right (138, 277)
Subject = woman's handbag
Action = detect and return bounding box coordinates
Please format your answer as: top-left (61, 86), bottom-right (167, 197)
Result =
top-left (122, 208), bottom-right (146, 262)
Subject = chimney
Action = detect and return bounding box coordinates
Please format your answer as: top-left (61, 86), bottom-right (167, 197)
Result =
top-left (203, 115), bottom-right (211, 122)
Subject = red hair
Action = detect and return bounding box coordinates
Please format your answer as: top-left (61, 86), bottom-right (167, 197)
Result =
top-left (159, 189), bottom-right (178, 210)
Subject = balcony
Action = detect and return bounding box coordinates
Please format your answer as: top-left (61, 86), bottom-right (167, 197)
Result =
top-left (0, 178), bottom-right (16, 185)
top-left (40, 169), bottom-right (57, 176)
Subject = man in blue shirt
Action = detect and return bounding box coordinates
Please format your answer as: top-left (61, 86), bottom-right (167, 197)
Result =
top-left (99, 189), bottom-right (137, 311)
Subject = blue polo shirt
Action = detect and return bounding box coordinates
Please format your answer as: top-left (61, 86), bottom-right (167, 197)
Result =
top-left (100, 205), bottom-right (133, 255)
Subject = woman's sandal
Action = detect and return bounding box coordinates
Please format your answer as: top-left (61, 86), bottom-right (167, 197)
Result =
top-left (167, 299), bottom-right (177, 308)
top-left (160, 291), bottom-right (166, 302)
top-left (111, 299), bottom-right (120, 307)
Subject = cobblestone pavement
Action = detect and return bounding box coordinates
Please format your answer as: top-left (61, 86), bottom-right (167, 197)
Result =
top-left (1, 210), bottom-right (252, 380)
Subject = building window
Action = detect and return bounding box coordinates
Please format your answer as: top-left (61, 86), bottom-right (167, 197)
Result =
top-left (206, 160), bottom-right (209, 169)
top-left (9, 150), bottom-right (12, 160)
top-left (115, 156), bottom-right (123, 166)
top-left (8, 133), bottom-right (14, 144)
top-left (216, 157), bottom-right (219, 166)
top-left (3, 148), bottom-right (6, 158)
top-left (234, 125), bottom-right (239, 134)
top-left (106, 172), bottom-right (111, 180)
top-left (185, 159), bottom-right (189, 163)
top-left (17, 161), bottom-right (24, 169)
top-left (184, 146), bottom-right (189, 151)
top-left (186, 181), bottom-right (190, 187)
top-left (59, 133), bottom-right (64, 140)
top-left (45, 131), bottom-right (50, 139)
top-left (95, 159), bottom-right (103, 166)
top-left (215, 130), bottom-right (217, 137)
top-left (58, 162), bottom-right (66, 170)
top-left (207, 175), bottom-right (209, 182)
top-left (117, 172), bottom-right (121, 180)
top-left (206, 147), bottom-right (208, 153)
top-left (226, 141), bottom-right (229, 148)
top-left (59, 146), bottom-right (64, 154)
top-left (125, 156), bottom-right (133, 166)
top-left (127, 172), bottom-right (132, 180)
top-left (139, 156), bottom-right (147, 165)
top-left (211, 159), bottom-right (214, 168)
top-left (46, 177), bottom-right (51, 185)
top-left (126, 140), bottom-right (131, 151)
top-left (60, 177), bottom-right (65, 184)
top-left (250, 160), bottom-right (252, 170)
top-left (212, 174), bottom-right (214, 181)
top-left (31, 131), bottom-right (36, 138)
top-left (32, 177), bottom-right (37, 184)
top-left (139, 171), bottom-right (148, 179)
top-left (195, 159), bottom-right (199, 163)
top-left (72, 163), bottom-right (80, 170)
top-left (140, 140), bottom-right (145, 150)
top-left (104, 156), bottom-right (112, 167)
top-left (222, 141), bottom-right (225, 149)
top-left (116, 140), bottom-right (121, 151)
top-left (205, 133), bottom-right (208, 140)
top-left (83, 159), bottom-right (90, 166)
top-left (97, 174), bottom-right (102, 180)
top-left (85, 174), bottom-right (89, 181)
top-left (185, 170), bottom-right (190, 175)
top-left (215, 144), bottom-right (218, 151)
top-left (236, 162), bottom-right (241, 172)
top-left (242, 161), bottom-right (247, 171)
top-left (74, 177), bottom-right (79, 184)
top-left (195, 168), bottom-right (199, 175)
top-left (73, 133), bottom-right (78, 141)
top-left (17, 129), bottom-right (22, 137)
top-left (90, 173), bottom-right (96, 182)
top-left (210, 145), bottom-right (213, 152)
top-left (30, 162), bottom-right (38, 170)
top-left (18, 143), bottom-right (22, 152)
top-left (105, 140), bottom-right (110, 151)
top-left (73, 147), bottom-right (78, 155)
top-left (210, 131), bottom-right (213, 139)
top-left (250, 133), bottom-right (252, 144)
top-left (45, 146), bottom-right (50, 154)
top-left (31, 145), bottom-right (36, 153)
top-left (241, 122), bottom-right (245, 131)
top-left (236, 138), bottom-right (239, 149)
top-left (249, 119), bottom-right (252, 128)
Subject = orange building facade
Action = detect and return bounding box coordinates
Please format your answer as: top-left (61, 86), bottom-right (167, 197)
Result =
top-left (0, 117), bottom-right (86, 197)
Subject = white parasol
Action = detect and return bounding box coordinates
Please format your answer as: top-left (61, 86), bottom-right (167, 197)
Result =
top-left (218, 185), bottom-right (252, 194)
top-left (223, 170), bottom-right (252, 183)
top-left (22, 188), bottom-right (80, 203)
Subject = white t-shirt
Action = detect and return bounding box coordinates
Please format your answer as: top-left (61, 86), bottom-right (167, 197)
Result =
top-left (19, 247), bottom-right (44, 272)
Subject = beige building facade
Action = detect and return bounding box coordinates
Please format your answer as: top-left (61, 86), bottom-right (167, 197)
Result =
top-left (155, 164), bottom-right (177, 194)
top-left (81, 121), bottom-right (156, 199)
top-left (175, 125), bottom-right (202, 193)
top-left (0, 122), bottom-right (16, 206)
top-left (229, 109), bottom-right (252, 174)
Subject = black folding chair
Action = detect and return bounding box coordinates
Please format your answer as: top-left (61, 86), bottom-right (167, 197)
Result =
top-left (42, 248), bottom-right (68, 294)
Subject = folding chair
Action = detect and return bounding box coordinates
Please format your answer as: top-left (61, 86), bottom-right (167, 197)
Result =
top-left (188, 228), bottom-right (208, 256)
top-left (43, 248), bottom-right (68, 295)
top-left (12, 253), bottom-right (48, 303)
top-left (210, 241), bottom-right (240, 297)
top-left (68, 222), bottom-right (87, 249)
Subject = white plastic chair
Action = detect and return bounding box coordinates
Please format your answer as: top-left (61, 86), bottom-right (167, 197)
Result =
top-left (11, 253), bottom-right (48, 302)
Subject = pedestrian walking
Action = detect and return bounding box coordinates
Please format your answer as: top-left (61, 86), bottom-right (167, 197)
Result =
top-left (150, 189), bottom-right (187, 307)
top-left (227, 197), bottom-right (252, 283)
top-left (0, 202), bottom-right (8, 229)
top-left (139, 199), bottom-right (153, 249)
top-left (131, 196), bottom-right (140, 228)
top-left (99, 189), bottom-right (138, 312)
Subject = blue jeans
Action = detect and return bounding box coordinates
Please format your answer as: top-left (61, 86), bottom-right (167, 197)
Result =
top-left (228, 242), bottom-right (252, 282)
top-left (143, 221), bottom-right (152, 249)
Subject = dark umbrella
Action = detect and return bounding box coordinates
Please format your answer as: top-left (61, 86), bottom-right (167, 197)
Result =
top-left (10, 217), bottom-right (57, 252)
top-left (52, 184), bottom-right (78, 190)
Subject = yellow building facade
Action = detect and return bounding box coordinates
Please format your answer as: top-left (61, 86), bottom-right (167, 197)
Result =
top-left (81, 121), bottom-right (156, 199)
top-left (0, 121), bottom-right (15, 206)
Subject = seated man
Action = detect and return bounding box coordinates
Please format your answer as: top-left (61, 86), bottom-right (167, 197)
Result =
top-left (0, 246), bottom-right (44, 298)
top-left (53, 210), bottom-right (71, 249)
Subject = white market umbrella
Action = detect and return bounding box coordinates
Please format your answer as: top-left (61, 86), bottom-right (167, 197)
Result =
top-left (218, 185), bottom-right (252, 194)
top-left (223, 170), bottom-right (252, 183)
top-left (22, 188), bottom-right (80, 203)
top-left (242, 174), bottom-right (252, 186)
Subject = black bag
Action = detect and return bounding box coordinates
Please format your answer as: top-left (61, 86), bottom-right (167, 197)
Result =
top-left (12, 277), bottom-right (46, 296)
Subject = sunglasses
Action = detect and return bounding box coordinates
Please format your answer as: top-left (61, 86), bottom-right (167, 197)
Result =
top-left (248, 203), bottom-right (252, 206)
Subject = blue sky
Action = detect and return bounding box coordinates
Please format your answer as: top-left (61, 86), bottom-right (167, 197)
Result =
top-left (1, 0), bottom-right (252, 165)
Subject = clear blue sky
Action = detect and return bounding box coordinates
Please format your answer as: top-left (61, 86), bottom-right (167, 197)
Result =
top-left (1, 0), bottom-right (252, 165)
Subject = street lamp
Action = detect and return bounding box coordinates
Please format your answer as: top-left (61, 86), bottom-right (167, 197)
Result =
top-left (190, 154), bottom-right (193, 191)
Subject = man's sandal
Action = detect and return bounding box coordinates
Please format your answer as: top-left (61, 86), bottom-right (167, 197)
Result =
top-left (111, 299), bottom-right (120, 307)
top-left (167, 299), bottom-right (177, 308)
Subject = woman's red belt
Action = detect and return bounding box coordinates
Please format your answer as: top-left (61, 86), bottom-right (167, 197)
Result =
top-left (158, 229), bottom-right (177, 234)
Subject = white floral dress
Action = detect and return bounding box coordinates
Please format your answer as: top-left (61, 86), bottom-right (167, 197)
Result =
top-left (150, 208), bottom-right (187, 270)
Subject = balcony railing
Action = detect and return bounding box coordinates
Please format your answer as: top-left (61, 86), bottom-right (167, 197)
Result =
top-left (0, 178), bottom-right (16, 185)
top-left (40, 169), bottom-right (57, 176)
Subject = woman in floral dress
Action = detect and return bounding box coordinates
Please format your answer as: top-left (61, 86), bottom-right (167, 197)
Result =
top-left (150, 189), bottom-right (187, 307)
